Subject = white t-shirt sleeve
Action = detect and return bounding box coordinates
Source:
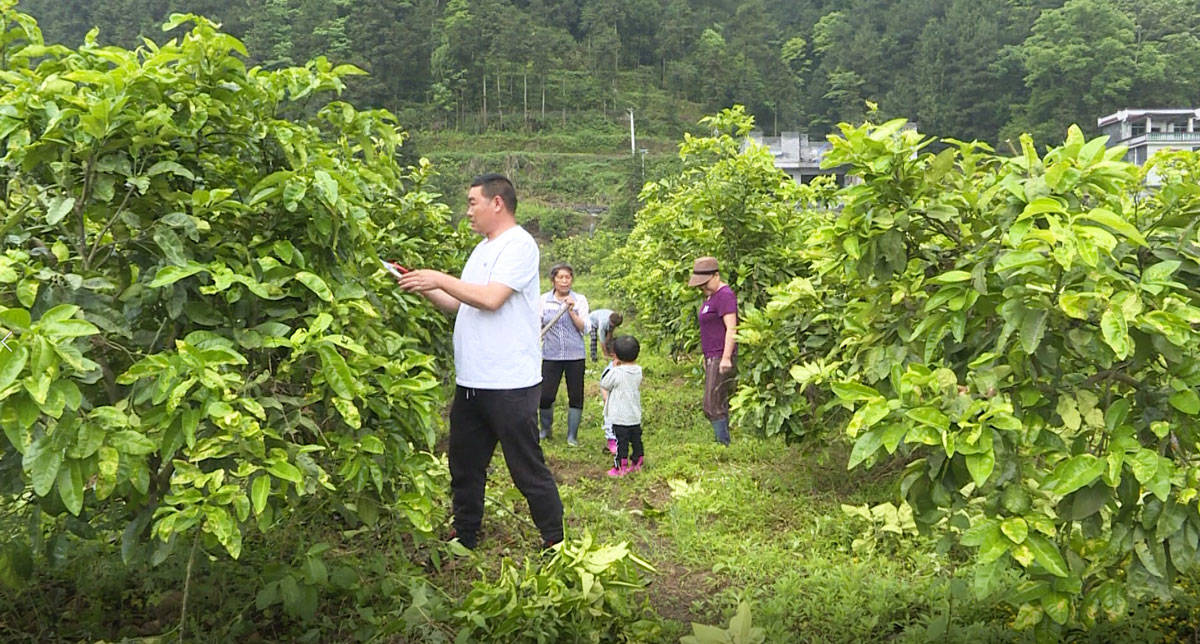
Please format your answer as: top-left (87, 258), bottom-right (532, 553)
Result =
top-left (490, 235), bottom-right (538, 292)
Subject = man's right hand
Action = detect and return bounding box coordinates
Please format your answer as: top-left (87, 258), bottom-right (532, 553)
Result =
top-left (397, 269), bottom-right (444, 293)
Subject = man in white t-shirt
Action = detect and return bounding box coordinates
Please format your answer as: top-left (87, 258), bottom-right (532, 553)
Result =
top-left (397, 174), bottom-right (563, 550)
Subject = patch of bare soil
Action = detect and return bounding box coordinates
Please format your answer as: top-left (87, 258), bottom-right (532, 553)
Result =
top-left (640, 548), bottom-right (729, 626)
top-left (547, 447), bottom-right (613, 486)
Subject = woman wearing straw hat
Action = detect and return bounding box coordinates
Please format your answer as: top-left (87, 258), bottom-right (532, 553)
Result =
top-left (688, 256), bottom-right (737, 445)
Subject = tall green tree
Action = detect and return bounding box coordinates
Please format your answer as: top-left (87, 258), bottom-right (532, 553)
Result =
top-left (907, 0), bottom-right (1030, 142)
top-left (1007, 0), bottom-right (1137, 145)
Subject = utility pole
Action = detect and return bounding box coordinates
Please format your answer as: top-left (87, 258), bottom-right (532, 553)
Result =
top-left (628, 108), bottom-right (636, 156)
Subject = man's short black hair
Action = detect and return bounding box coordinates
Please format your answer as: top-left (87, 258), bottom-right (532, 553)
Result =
top-left (612, 335), bottom-right (639, 362)
top-left (471, 173), bottom-right (517, 213)
top-left (609, 312), bottom-right (623, 327)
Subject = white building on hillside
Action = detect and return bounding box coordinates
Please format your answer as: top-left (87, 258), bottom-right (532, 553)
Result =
top-left (1097, 108), bottom-right (1200, 185)
top-left (747, 131), bottom-right (848, 185)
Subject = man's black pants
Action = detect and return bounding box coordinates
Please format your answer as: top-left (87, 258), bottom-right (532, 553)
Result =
top-left (448, 384), bottom-right (564, 547)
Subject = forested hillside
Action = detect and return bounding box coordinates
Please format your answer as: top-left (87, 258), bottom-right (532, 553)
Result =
top-left (18, 0), bottom-right (1200, 146)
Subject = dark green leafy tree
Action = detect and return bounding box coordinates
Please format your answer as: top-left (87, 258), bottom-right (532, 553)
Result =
top-left (242, 0), bottom-right (296, 68)
top-left (1007, 0), bottom-right (1137, 145)
top-left (14, 0), bottom-right (1200, 161)
top-left (907, 0), bottom-right (1030, 143)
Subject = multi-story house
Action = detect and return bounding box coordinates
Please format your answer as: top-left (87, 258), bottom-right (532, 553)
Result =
top-left (1097, 108), bottom-right (1200, 185)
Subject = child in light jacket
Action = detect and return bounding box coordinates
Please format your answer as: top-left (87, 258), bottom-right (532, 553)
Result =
top-left (599, 335), bottom-right (643, 477)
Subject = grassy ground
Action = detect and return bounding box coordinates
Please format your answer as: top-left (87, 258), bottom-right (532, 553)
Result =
top-left (427, 344), bottom-right (1005, 641)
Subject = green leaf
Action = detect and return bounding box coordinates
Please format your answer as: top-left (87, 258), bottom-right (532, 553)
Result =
top-left (96, 446), bottom-right (119, 500)
top-left (683, 623), bottom-right (730, 644)
top-left (1065, 483), bottom-right (1111, 521)
top-left (1019, 197), bottom-right (1066, 219)
top-left (848, 428), bottom-right (883, 469)
top-left (830, 381), bottom-right (883, 402)
top-left (313, 170), bottom-right (338, 205)
top-left (1042, 454), bottom-right (1105, 495)
top-left (332, 397), bottom-right (361, 429)
top-left (930, 270), bottom-right (972, 284)
top-left (153, 228), bottom-right (189, 267)
top-left (1025, 533), bottom-right (1069, 577)
top-left (1081, 207), bottom-right (1146, 247)
top-left (148, 263), bottom-right (204, 288)
top-left (45, 196), bottom-right (75, 225)
top-left (1142, 260), bottom-right (1181, 286)
top-left (0, 308), bottom-right (31, 331)
top-left (879, 423), bottom-right (907, 453)
top-left (108, 430), bottom-right (157, 455)
top-left (360, 435), bottom-right (385, 455)
top-left (994, 250), bottom-right (1044, 273)
top-left (1148, 465), bottom-right (1172, 502)
top-left (1135, 540), bottom-right (1166, 577)
top-left (1058, 292), bottom-right (1092, 319)
top-left (1128, 449), bottom-right (1159, 485)
top-left (40, 318), bottom-right (99, 339)
top-left (965, 451), bottom-right (995, 487)
top-left (846, 399), bottom-right (889, 437)
top-left (316, 344), bottom-right (355, 399)
top-left (978, 525), bottom-right (1009, 563)
top-left (267, 459), bottom-right (303, 484)
top-left (16, 280), bottom-right (38, 308)
top-left (1043, 592), bottom-right (1070, 625)
top-left (294, 271), bottom-right (333, 301)
top-left (251, 475), bottom-right (270, 515)
top-left (57, 459), bottom-right (84, 516)
top-left (67, 422), bottom-right (105, 459)
top-left (1019, 309), bottom-right (1048, 354)
top-left (147, 160), bottom-right (194, 180)
top-left (1169, 390), bottom-right (1200, 415)
top-left (961, 518), bottom-right (999, 547)
top-left (1013, 604), bottom-right (1044, 630)
top-left (905, 406), bottom-right (949, 431)
top-left (0, 345), bottom-right (29, 392)
top-left (23, 436), bottom-right (62, 496)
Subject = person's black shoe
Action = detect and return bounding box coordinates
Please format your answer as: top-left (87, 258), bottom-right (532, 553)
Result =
top-left (447, 528), bottom-right (477, 550)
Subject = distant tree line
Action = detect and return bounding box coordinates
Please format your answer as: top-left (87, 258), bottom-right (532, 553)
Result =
top-left (18, 0), bottom-right (1200, 145)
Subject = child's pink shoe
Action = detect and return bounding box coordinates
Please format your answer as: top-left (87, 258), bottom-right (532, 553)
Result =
top-left (607, 459), bottom-right (630, 477)
top-left (630, 456), bottom-right (644, 472)
top-left (607, 439), bottom-right (617, 454)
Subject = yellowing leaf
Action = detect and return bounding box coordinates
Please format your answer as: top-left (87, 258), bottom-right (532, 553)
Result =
top-left (1100, 308), bottom-right (1130, 358)
top-left (1001, 517), bottom-right (1028, 544)
top-left (1081, 208), bottom-right (1146, 247)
